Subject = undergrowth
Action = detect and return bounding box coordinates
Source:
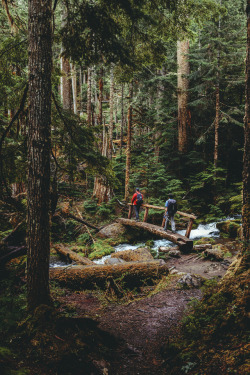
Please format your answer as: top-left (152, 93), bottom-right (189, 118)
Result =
top-left (165, 271), bottom-right (250, 375)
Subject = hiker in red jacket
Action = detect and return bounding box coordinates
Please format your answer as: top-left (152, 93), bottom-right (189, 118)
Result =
top-left (131, 188), bottom-right (143, 221)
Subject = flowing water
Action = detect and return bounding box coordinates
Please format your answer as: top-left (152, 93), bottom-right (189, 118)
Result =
top-left (94, 222), bottom-right (220, 265)
top-left (50, 221), bottom-right (225, 267)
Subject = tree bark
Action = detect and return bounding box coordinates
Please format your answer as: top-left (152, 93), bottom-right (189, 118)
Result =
top-left (27, 0), bottom-right (52, 310)
top-left (124, 82), bottom-right (133, 202)
top-left (70, 63), bottom-right (77, 115)
top-left (87, 67), bottom-right (92, 126)
top-left (50, 261), bottom-right (169, 290)
top-left (242, 1), bottom-right (250, 258)
top-left (98, 68), bottom-right (103, 126)
top-left (108, 63), bottom-right (114, 159)
top-left (60, 55), bottom-right (72, 110)
top-left (177, 40), bottom-right (190, 153)
top-left (120, 83), bottom-right (124, 155)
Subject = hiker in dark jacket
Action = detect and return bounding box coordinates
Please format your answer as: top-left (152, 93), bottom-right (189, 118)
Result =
top-left (131, 188), bottom-right (143, 221)
top-left (164, 193), bottom-right (177, 232)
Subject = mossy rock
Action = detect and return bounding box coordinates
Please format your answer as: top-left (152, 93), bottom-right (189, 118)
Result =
top-left (194, 237), bottom-right (216, 245)
top-left (216, 220), bottom-right (241, 238)
top-left (88, 239), bottom-right (115, 260)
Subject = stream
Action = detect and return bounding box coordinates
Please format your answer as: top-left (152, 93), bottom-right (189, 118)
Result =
top-left (50, 221), bottom-right (224, 267)
top-left (93, 222), bottom-right (220, 265)
top-left (50, 222), bottom-right (222, 267)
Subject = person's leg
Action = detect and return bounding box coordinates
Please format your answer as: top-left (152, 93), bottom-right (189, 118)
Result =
top-left (134, 205), bottom-right (139, 220)
top-left (164, 215), bottom-right (169, 230)
top-left (170, 215), bottom-right (176, 231)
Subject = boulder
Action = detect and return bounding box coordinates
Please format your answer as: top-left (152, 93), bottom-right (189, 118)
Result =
top-left (203, 248), bottom-right (224, 261)
top-left (104, 257), bottom-right (126, 265)
top-left (178, 273), bottom-right (205, 288)
top-left (168, 249), bottom-right (181, 258)
top-left (111, 247), bottom-right (154, 262)
top-left (97, 223), bottom-right (127, 239)
top-left (216, 220), bottom-right (241, 238)
top-left (193, 244), bottom-right (212, 251)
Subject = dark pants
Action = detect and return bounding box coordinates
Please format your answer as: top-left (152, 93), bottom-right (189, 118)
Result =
top-left (134, 205), bottom-right (140, 220)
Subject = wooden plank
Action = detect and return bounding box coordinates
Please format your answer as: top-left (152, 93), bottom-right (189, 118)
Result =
top-left (185, 218), bottom-right (194, 238)
top-left (128, 203), bottom-right (197, 220)
top-left (128, 205), bottom-right (133, 219)
top-left (117, 218), bottom-right (193, 252)
top-left (143, 207), bottom-right (149, 222)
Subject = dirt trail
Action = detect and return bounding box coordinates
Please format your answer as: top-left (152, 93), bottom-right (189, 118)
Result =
top-left (60, 252), bottom-right (232, 375)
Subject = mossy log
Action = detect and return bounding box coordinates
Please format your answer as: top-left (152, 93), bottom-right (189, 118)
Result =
top-left (117, 218), bottom-right (193, 252)
top-left (53, 244), bottom-right (93, 266)
top-left (50, 261), bottom-right (169, 289)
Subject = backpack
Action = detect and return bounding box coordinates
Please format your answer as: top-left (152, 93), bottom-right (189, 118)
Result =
top-left (167, 199), bottom-right (177, 215)
top-left (136, 193), bottom-right (143, 206)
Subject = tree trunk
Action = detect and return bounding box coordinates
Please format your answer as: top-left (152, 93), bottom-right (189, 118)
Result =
top-left (177, 40), bottom-right (190, 153)
top-left (98, 68), bottom-right (103, 126)
top-left (120, 83), bottom-right (124, 155)
top-left (87, 67), bottom-right (92, 126)
top-left (70, 63), bottom-right (77, 115)
top-left (108, 63), bottom-right (114, 159)
top-left (242, 1), bottom-right (250, 258)
top-left (124, 82), bottom-right (133, 202)
top-left (50, 261), bottom-right (169, 290)
top-left (60, 55), bottom-right (72, 110)
top-left (27, 0), bottom-right (52, 310)
top-left (214, 4), bottom-right (221, 170)
top-left (214, 85), bottom-right (220, 169)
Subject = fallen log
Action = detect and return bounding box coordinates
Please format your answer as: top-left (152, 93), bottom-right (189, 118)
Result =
top-left (117, 218), bottom-right (193, 252)
top-left (53, 244), bottom-right (93, 266)
top-left (50, 260), bottom-right (169, 289)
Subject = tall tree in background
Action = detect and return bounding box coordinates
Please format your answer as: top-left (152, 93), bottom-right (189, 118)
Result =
top-left (27, 0), bottom-right (52, 310)
top-left (177, 39), bottom-right (190, 153)
top-left (242, 0), bottom-right (250, 262)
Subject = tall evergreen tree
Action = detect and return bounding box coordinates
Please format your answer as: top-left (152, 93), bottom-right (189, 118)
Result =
top-left (27, 0), bottom-right (52, 310)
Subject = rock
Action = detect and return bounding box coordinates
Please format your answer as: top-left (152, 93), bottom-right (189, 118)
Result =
top-left (169, 267), bottom-right (184, 275)
top-left (159, 246), bottom-right (179, 253)
top-left (168, 249), bottom-right (181, 258)
top-left (203, 248), bottom-right (224, 261)
top-left (216, 220), bottom-right (241, 238)
top-left (111, 247), bottom-right (154, 262)
top-left (97, 223), bottom-right (127, 239)
top-left (104, 257), bottom-right (126, 265)
top-left (158, 246), bottom-right (170, 252)
top-left (193, 244), bottom-right (212, 251)
top-left (177, 273), bottom-right (205, 288)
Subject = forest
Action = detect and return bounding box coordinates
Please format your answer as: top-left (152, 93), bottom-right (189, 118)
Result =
top-left (0, 0), bottom-right (249, 374)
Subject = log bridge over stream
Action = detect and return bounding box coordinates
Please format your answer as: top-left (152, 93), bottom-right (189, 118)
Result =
top-left (118, 204), bottom-right (197, 252)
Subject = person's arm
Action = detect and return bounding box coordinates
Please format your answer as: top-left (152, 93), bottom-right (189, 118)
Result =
top-left (165, 200), bottom-right (168, 214)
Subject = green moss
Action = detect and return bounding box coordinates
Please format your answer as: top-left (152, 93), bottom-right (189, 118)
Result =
top-left (88, 239), bottom-right (115, 260)
top-left (216, 220), bottom-right (242, 238)
top-left (194, 237), bottom-right (216, 245)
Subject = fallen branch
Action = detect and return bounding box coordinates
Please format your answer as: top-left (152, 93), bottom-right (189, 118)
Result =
top-left (60, 210), bottom-right (100, 232)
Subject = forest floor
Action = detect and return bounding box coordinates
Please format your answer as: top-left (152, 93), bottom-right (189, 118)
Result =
top-left (57, 247), bottom-right (234, 375)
